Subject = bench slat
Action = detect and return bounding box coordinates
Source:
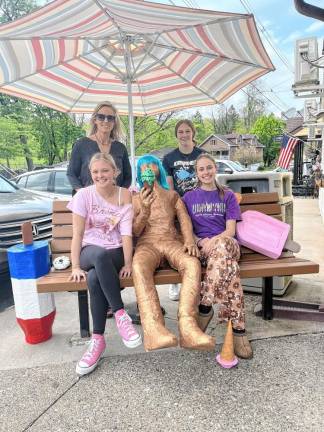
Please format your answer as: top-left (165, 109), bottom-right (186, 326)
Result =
top-left (52, 212), bottom-right (72, 225)
top-left (51, 238), bottom-right (71, 253)
top-left (240, 192), bottom-right (279, 205)
top-left (52, 225), bottom-right (73, 238)
top-left (53, 200), bottom-right (70, 212)
top-left (37, 258), bottom-right (319, 292)
top-left (240, 203), bottom-right (281, 215)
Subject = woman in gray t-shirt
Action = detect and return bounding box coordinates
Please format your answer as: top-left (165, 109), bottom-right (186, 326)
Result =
top-left (67, 101), bottom-right (132, 192)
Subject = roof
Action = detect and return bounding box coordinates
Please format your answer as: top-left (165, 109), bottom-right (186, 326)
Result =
top-left (199, 134), bottom-right (235, 147)
top-left (149, 147), bottom-right (176, 159)
top-left (285, 117), bottom-right (304, 134)
top-left (199, 133), bottom-right (263, 148)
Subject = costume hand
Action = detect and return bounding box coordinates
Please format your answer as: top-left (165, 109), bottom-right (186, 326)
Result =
top-left (69, 267), bottom-right (87, 283)
top-left (183, 242), bottom-right (200, 257)
top-left (140, 187), bottom-right (155, 209)
top-left (119, 264), bottom-right (132, 278)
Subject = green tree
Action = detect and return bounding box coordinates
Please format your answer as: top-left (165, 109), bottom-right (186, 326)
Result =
top-left (211, 105), bottom-right (240, 134)
top-left (241, 84), bottom-right (266, 131)
top-left (121, 112), bottom-right (179, 154)
top-left (32, 107), bottom-right (84, 164)
top-left (0, 0), bottom-right (38, 23)
top-left (251, 114), bottom-right (285, 167)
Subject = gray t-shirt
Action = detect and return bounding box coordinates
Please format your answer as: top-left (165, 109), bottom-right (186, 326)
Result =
top-left (67, 137), bottom-right (132, 190)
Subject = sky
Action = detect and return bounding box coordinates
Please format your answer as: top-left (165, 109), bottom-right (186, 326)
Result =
top-left (149, 0), bottom-right (324, 118)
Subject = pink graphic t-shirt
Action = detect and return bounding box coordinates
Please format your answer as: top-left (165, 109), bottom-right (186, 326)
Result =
top-left (67, 185), bottom-right (133, 250)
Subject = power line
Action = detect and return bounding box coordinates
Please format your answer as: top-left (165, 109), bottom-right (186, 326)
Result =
top-left (239, 0), bottom-right (294, 74)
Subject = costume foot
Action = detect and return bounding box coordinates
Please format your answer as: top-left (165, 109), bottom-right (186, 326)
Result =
top-left (179, 317), bottom-right (215, 351)
top-left (143, 325), bottom-right (178, 351)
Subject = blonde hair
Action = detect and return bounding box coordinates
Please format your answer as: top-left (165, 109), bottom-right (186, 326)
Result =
top-left (89, 152), bottom-right (120, 178)
top-left (89, 101), bottom-right (124, 141)
top-left (195, 153), bottom-right (228, 199)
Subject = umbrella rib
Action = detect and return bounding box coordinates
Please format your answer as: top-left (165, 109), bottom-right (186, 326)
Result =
top-left (132, 33), bottom-right (161, 78)
top-left (87, 40), bottom-right (125, 78)
top-left (92, 0), bottom-right (124, 36)
top-left (68, 57), bottom-right (111, 113)
top-left (141, 49), bottom-right (219, 104)
top-left (152, 43), bottom-right (269, 70)
top-left (156, 14), bottom-right (251, 37)
top-left (132, 50), bottom-right (174, 81)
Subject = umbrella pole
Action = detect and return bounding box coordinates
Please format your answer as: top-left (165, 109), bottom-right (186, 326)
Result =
top-left (127, 80), bottom-right (136, 187)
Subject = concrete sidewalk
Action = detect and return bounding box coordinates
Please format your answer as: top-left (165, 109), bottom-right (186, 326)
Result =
top-left (0, 197), bottom-right (323, 431)
top-left (1, 333), bottom-right (323, 432)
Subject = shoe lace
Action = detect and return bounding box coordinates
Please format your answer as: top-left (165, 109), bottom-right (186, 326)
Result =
top-left (117, 313), bottom-right (137, 337)
top-left (82, 338), bottom-right (100, 361)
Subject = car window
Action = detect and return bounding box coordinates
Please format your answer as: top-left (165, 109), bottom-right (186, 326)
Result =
top-left (25, 172), bottom-right (51, 191)
top-left (54, 171), bottom-right (72, 195)
top-left (16, 176), bottom-right (27, 187)
top-left (0, 176), bottom-right (17, 192)
top-left (215, 162), bottom-right (228, 173)
top-left (228, 161), bottom-right (246, 172)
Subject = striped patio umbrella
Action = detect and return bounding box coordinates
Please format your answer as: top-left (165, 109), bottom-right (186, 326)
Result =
top-left (0, 0), bottom-right (274, 179)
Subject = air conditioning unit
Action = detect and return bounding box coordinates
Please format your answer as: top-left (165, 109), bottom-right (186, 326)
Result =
top-left (304, 99), bottom-right (318, 123)
top-left (294, 38), bottom-right (319, 86)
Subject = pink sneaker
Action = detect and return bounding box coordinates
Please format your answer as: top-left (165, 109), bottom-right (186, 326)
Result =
top-left (76, 334), bottom-right (106, 376)
top-left (115, 309), bottom-right (142, 348)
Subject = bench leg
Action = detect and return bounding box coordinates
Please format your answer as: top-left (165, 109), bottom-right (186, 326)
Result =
top-left (262, 277), bottom-right (273, 320)
top-left (78, 291), bottom-right (90, 338)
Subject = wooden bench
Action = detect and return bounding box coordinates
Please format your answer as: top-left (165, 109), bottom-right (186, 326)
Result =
top-left (37, 192), bottom-right (319, 337)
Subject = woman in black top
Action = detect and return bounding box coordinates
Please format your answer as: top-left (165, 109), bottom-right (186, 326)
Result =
top-left (67, 101), bottom-right (132, 191)
top-left (67, 101), bottom-right (132, 318)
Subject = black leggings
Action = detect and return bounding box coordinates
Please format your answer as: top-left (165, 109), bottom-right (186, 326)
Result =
top-left (80, 245), bottom-right (124, 334)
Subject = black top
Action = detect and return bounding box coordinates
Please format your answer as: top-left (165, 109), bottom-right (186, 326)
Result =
top-left (162, 147), bottom-right (205, 197)
top-left (67, 137), bottom-right (132, 190)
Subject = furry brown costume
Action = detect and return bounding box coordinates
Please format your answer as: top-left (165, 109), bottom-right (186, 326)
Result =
top-left (132, 156), bottom-right (215, 352)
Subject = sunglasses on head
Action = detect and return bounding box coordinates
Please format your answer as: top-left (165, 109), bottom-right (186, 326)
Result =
top-left (95, 114), bottom-right (116, 122)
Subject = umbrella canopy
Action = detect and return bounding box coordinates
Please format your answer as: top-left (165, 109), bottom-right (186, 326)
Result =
top-left (0, 0), bottom-right (274, 183)
top-left (0, 0), bottom-right (274, 115)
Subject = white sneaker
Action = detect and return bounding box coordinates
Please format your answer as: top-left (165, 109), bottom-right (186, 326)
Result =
top-left (168, 284), bottom-right (180, 301)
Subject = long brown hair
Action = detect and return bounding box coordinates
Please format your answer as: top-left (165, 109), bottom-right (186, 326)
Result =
top-left (175, 119), bottom-right (197, 145)
top-left (194, 153), bottom-right (228, 199)
top-left (89, 101), bottom-right (124, 141)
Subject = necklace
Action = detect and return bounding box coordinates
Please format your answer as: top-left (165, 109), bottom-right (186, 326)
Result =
top-left (95, 133), bottom-right (111, 153)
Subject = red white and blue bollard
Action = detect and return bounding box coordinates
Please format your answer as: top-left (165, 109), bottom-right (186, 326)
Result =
top-left (7, 222), bottom-right (55, 344)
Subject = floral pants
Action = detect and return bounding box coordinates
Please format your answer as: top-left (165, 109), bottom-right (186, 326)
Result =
top-left (200, 236), bottom-right (245, 330)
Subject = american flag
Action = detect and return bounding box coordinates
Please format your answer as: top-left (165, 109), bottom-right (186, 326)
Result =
top-left (277, 134), bottom-right (299, 169)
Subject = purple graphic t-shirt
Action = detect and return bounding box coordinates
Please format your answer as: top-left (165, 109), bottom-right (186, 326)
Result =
top-left (183, 187), bottom-right (241, 239)
top-left (67, 185), bottom-right (133, 250)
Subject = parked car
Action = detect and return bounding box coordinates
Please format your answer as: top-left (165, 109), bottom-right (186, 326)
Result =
top-left (215, 159), bottom-right (249, 174)
top-left (13, 167), bottom-right (72, 198)
top-left (0, 175), bottom-right (53, 273)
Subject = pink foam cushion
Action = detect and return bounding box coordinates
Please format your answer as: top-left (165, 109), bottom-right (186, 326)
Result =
top-left (236, 210), bottom-right (290, 259)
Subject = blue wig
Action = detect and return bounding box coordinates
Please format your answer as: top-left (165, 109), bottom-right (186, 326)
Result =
top-left (137, 155), bottom-right (169, 190)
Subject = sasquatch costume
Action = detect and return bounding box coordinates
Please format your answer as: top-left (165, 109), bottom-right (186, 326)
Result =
top-left (132, 155), bottom-right (215, 352)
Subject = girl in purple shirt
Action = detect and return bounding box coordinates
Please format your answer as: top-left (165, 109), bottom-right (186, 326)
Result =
top-left (68, 153), bottom-right (142, 376)
top-left (183, 154), bottom-right (253, 360)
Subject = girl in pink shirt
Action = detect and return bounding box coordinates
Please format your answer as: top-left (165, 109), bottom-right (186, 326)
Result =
top-left (68, 153), bottom-right (141, 376)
